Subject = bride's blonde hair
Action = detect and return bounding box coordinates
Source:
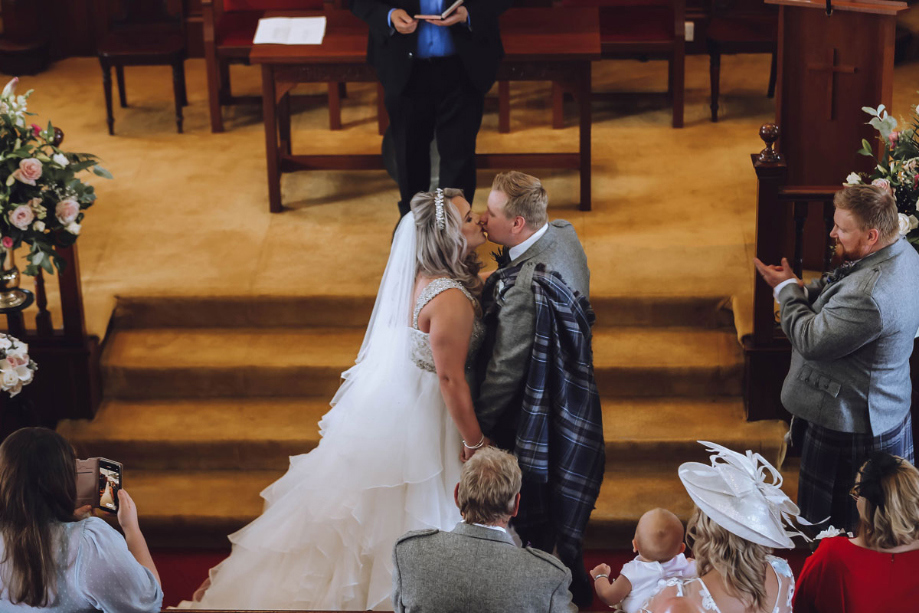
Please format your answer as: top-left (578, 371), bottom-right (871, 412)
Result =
top-left (410, 189), bottom-right (483, 298)
top-left (686, 508), bottom-right (772, 611)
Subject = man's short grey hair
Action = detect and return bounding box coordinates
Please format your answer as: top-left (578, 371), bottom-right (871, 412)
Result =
top-left (457, 447), bottom-right (522, 525)
top-left (491, 171), bottom-right (548, 230)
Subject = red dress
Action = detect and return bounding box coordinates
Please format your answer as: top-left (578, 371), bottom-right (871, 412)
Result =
top-left (794, 535), bottom-right (919, 613)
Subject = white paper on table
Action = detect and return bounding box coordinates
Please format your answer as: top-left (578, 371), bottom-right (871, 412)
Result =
top-left (253, 17), bottom-right (327, 45)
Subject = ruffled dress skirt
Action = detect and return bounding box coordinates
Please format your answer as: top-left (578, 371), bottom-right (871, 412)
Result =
top-left (182, 332), bottom-right (462, 611)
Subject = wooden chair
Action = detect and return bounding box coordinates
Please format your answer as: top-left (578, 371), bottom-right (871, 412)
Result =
top-left (551, 0), bottom-right (686, 129)
top-left (202, 0), bottom-right (346, 133)
top-left (95, 0), bottom-right (188, 135)
top-left (706, 0), bottom-right (778, 122)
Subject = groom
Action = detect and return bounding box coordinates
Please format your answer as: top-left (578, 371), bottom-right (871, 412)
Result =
top-left (475, 171), bottom-right (603, 608)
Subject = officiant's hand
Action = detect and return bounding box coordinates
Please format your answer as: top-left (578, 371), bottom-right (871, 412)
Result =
top-left (391, 9), bottom-right (418, 34)
top-left (423, 6), bottom-right (469, 27)
top-left (753, 257), bottom-right (799, 289)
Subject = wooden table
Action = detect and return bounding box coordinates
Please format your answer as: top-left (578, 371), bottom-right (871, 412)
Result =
top-left (250, 8), bottom-right (601, 213)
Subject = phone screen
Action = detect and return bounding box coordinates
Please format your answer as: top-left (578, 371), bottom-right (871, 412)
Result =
top-left (97, 460), bottom-right (121, 513)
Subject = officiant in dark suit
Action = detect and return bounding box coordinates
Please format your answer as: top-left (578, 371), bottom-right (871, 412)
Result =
top-left (351, 0), bottom-right (511, 217)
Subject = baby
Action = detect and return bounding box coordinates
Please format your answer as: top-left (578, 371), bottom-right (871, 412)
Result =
top-left (590, 508), bottom-right (696, 613)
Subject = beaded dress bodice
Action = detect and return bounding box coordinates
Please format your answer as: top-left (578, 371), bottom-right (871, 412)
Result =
top-left (410, 277), bottom-right (485, 373)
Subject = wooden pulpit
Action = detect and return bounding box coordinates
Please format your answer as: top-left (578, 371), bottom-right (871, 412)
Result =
top-left (767, 0), bottom-right (907, 269)
top-left (769, 0), bottom-right (907, 186)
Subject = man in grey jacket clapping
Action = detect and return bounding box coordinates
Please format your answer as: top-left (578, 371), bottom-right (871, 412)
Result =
top-left (754, 184), bottom-right (919, 530)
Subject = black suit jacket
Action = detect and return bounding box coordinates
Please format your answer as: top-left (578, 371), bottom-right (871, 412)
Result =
top-left (351, 0), bottom-right (512, 95)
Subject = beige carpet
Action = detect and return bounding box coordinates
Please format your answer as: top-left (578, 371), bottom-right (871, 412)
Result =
top-left (46, 53), bottom-right (919, 548)
top-left (17, 53), bottom-right (791, 338)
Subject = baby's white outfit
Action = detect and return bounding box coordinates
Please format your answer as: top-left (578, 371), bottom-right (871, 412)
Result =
top-left (616, 553), bottom-right (696, 613)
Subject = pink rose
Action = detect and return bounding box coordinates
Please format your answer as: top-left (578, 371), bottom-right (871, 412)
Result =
top-left (889, 131), bottom-right (900, 148)
top-left (871, 178), bottom-right (893, 195)
top-left (12, 158), bottom-right (42, 186)
top-left (55, 199), bottom-right (80, 225)
top-left (1, 237), bottom-right (13, 249)
top-left (30, 124), bottom-right (40, 137)
top-left (8, 205), bottom-right (33, 230)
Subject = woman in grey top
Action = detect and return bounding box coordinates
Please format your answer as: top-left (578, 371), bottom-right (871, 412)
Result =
top-left (0, 427), bottom-right (162, 612)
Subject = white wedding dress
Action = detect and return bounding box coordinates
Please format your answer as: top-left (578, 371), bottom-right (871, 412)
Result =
top-left (182, 213), bottom-right (484, 611)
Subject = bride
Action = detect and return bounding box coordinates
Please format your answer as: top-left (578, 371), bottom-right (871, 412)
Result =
top-left (183, 188), bottom-right (489, 611)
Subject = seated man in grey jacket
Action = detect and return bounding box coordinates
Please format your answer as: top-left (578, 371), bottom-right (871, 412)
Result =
top-left (391, 447), bottom-right (577, 613)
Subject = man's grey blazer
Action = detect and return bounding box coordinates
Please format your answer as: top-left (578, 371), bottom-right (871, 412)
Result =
top-left (392, 522), bottom-right (577, 613)
top-left (779, 237), bottom-right (919, 434)
top-left (475, 220), bottom-right (590, 438)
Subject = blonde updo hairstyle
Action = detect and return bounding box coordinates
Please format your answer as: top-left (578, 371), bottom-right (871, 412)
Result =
top-left (686, 507), bottom-right (772, 611)
top-left (410, 188), bottom-right (483, 298)
top-left (854, 453), bottom-right (919, 551)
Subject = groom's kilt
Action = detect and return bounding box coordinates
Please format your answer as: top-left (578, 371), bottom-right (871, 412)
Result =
top-left (797, 412), bottom-right (914, 532)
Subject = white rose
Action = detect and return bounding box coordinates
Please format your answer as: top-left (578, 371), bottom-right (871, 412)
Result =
top-left (0, 337), bottom-right (12, 350)
top-left (32, 220), bottom-right (44, 232)
top-left (52, 153), bottom-right (68, 167)
top-left (65, 222), bottom-right (81, 235)
top-left (1, 368), bottom-right (18, 389)
top-left (911, 215), bottom-right (919, 231)
top-left (898, 213), bottom-right (911, 235)
top-left (6, 381), bottom-right (22, 397)
top-left (15, 365), bottom-right (32, 384)
top-left (845, 173), bottom-right (862, 185)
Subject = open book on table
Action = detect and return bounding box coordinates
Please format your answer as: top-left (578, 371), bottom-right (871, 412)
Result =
top-left (253, 17), bottom-right (327, 45)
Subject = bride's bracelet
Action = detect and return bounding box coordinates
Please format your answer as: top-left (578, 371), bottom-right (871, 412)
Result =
top-left (463, 435), bottom-right (486, 450)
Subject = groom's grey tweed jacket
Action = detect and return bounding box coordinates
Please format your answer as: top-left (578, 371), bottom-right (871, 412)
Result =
top-left (391, 522), bottom-right (577, 613)
top-left (779, 237), bottom-right (919, 434)
top-left (475, 220), bottom-right (590, 442)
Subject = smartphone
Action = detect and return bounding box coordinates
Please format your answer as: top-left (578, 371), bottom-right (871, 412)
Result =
top-left (76, 458), bottom-right (123, 514)
top-left (415, 0), bottom-right (464, 20)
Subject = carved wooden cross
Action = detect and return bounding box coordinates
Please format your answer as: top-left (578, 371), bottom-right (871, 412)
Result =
top-left (807, 48), bottom-right (857, 121)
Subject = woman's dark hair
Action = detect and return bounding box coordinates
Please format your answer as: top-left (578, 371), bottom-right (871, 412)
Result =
top-left (0, 427), bottom-right (78, 606)
top-left (853, 452), bottom-right (902, 509)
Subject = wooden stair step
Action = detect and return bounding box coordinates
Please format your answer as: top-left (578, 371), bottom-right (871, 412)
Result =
top-left (59, 398), bottom-right (330, 470)
top-left (111, 294), bottom-right (734, 330)
top-left (601, 398), bottom-right (786, 466)
top-left (118, 466), bottom-right (800, 550)
top-left (101, 327), bottom-right (743, 399)
top-left (59, 397), bottom-right (784, 471)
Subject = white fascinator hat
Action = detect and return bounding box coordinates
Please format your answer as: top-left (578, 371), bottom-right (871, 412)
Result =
top-left (678, 441), bottom-right (813, 549)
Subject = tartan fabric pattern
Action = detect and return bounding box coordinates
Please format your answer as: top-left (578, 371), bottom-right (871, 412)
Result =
top-left (507, 263), bottom-right (606, 549)
top-left (798, 413), bottom-right (914, 531)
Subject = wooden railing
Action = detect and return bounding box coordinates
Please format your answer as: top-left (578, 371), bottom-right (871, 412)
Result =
top-left (745, 123), bottom-right (839, 419)
top-left (0, 241), bottom-right (101, 435)
top-left (750, 125), bottom-right (840, 346)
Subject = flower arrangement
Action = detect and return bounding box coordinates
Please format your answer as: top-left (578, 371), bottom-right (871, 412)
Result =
top-left (0, 333), bottom-right (36, 397)
top-left (845, 103), bottom-right (919, 250)
top-left (0, 77), bottom-right (111, 275)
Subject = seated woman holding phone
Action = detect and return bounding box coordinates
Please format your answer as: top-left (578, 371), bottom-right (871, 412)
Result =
top-left (0, 427), bottom-right (162, 612)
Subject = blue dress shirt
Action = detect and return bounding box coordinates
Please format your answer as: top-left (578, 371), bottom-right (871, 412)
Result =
top-left (388, 1), bottom-right (463, 58)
